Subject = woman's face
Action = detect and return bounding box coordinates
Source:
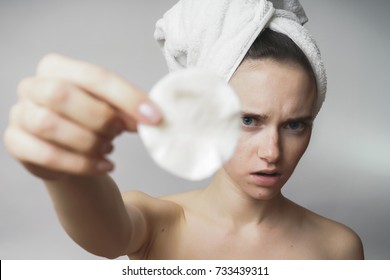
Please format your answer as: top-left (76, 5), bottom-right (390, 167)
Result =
top-left (224, 58), bottom-right (317, 200)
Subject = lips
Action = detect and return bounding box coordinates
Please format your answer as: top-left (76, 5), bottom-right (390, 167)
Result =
top-left (252, 171), bottom-right (280, 177)
top-left (250, 170), bottom-right (281, 186)
top-left (251, 169), bottom-right (280, 176)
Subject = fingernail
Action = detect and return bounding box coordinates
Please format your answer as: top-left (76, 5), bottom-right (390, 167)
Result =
top-left (96, 160), bottom-right (114, 172)
top-left (138, 103), bottom-right (162, 123)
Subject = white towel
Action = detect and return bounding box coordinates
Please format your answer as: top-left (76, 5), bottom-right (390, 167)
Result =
top-left (270, 0), bottom-right (308, 24)
top-left (154, 0), bottom-right (327, 116)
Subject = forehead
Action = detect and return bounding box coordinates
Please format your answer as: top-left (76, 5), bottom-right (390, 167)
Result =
top-left (229, 59), bottom-right (317, 118)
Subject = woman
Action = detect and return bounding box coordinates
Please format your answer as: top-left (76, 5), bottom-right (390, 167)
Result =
top-left (3, 0), bottom-right (363, 259)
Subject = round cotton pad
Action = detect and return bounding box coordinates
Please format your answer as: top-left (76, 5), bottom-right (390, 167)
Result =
top-left (138, 68), bottom-right (241, 181)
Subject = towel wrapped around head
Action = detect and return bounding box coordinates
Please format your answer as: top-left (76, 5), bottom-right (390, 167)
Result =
top-left (154, 0), bottom-right (327, 116)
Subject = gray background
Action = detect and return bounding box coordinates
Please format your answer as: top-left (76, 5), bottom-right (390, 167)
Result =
top-left (0, 0), bottom-right (389, 259)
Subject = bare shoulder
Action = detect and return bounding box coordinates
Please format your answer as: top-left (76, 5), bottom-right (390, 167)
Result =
top-left (121, 190), bottom-right (185, 259)
top-left (122, 190), bottom-right (184, 221)
top-left (160, 188), bottom-right (203, 207)
top-left (289, 200), bottom-right (364, 259)
top-left (122, 189), bottom-right (200, 259)
top-left (121, 188), bottom-right (200, 231)
top-left (317, 216), bottom-right (364, 259)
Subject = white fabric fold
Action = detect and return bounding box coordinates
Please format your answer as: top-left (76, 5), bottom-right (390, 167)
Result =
top-left (269, 0), bottom-right (308, 24)
top-left (154, 0), bottom-right (274, 83)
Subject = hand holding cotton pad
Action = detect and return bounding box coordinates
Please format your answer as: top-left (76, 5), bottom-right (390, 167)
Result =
top-left (138, 69), bottom-right (241, 181)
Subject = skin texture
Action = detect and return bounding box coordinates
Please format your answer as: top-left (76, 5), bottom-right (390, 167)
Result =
top-left (4, 54), bottom-right (364, 259)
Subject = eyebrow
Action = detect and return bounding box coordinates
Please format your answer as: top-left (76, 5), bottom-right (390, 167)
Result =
top-left (240, 111), bottom-right (313, 123)
top-left (240, 111), bottom-right (269, 121)
top-left (285, 116), bottom-right (314, 123)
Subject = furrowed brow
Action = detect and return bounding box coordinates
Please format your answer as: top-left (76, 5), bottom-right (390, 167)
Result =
top-left (240, 111), bottom-right (269, 121)
top-left (285, 116), bottom-right (314, 123)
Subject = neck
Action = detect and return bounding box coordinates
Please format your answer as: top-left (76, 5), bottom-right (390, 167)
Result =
top-left (202, 169), bottom-right (285, 227)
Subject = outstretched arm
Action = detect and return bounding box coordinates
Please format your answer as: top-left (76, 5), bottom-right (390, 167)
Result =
top-left (4, 54), bottom-right (163, 258)
top-left (45, 175), bottom-right (146, 258)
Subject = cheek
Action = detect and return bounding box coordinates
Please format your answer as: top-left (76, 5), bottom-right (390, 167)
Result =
top-left (284, 133), bottom-right (311, 166)
top-left (224, 147), bottom-right (244, 172)
top-left (224, 136), bottom-right (253, 171)
top-left (225, 137), bottom-right (249, 170)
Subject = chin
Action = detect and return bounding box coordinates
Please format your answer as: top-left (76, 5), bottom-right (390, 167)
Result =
top-left (241, 183), bottom-right (283, 201)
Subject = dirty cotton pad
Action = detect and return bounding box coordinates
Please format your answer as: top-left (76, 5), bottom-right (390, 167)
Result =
top-left (138, 69), bottom-right (241, 180)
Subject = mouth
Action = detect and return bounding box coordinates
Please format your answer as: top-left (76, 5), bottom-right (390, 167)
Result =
top-left (251, 171), bottom-right (280, 177)
top-left (250, 170), bottom-right (282, 186)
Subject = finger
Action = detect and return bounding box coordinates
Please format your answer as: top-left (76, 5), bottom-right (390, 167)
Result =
top-left (18, 77), bottom-right (126, 137)
top-left (36, 53), bottom-right (162, 126)
top-left (10, 101), bottom-right (114, 156)
top-left (4, 126), bottom-right (114, 175)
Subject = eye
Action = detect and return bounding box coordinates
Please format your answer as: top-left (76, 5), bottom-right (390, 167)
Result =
top-left (285, 121), bottom-right (307, 132)
top-left (242, 116), bottom-right (255, 126)
top-left (240, 113), bottom-right (266, 130)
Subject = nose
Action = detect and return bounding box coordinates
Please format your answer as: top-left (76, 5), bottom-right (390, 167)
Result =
top-left (257, 128), bottom-right (281, 164)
